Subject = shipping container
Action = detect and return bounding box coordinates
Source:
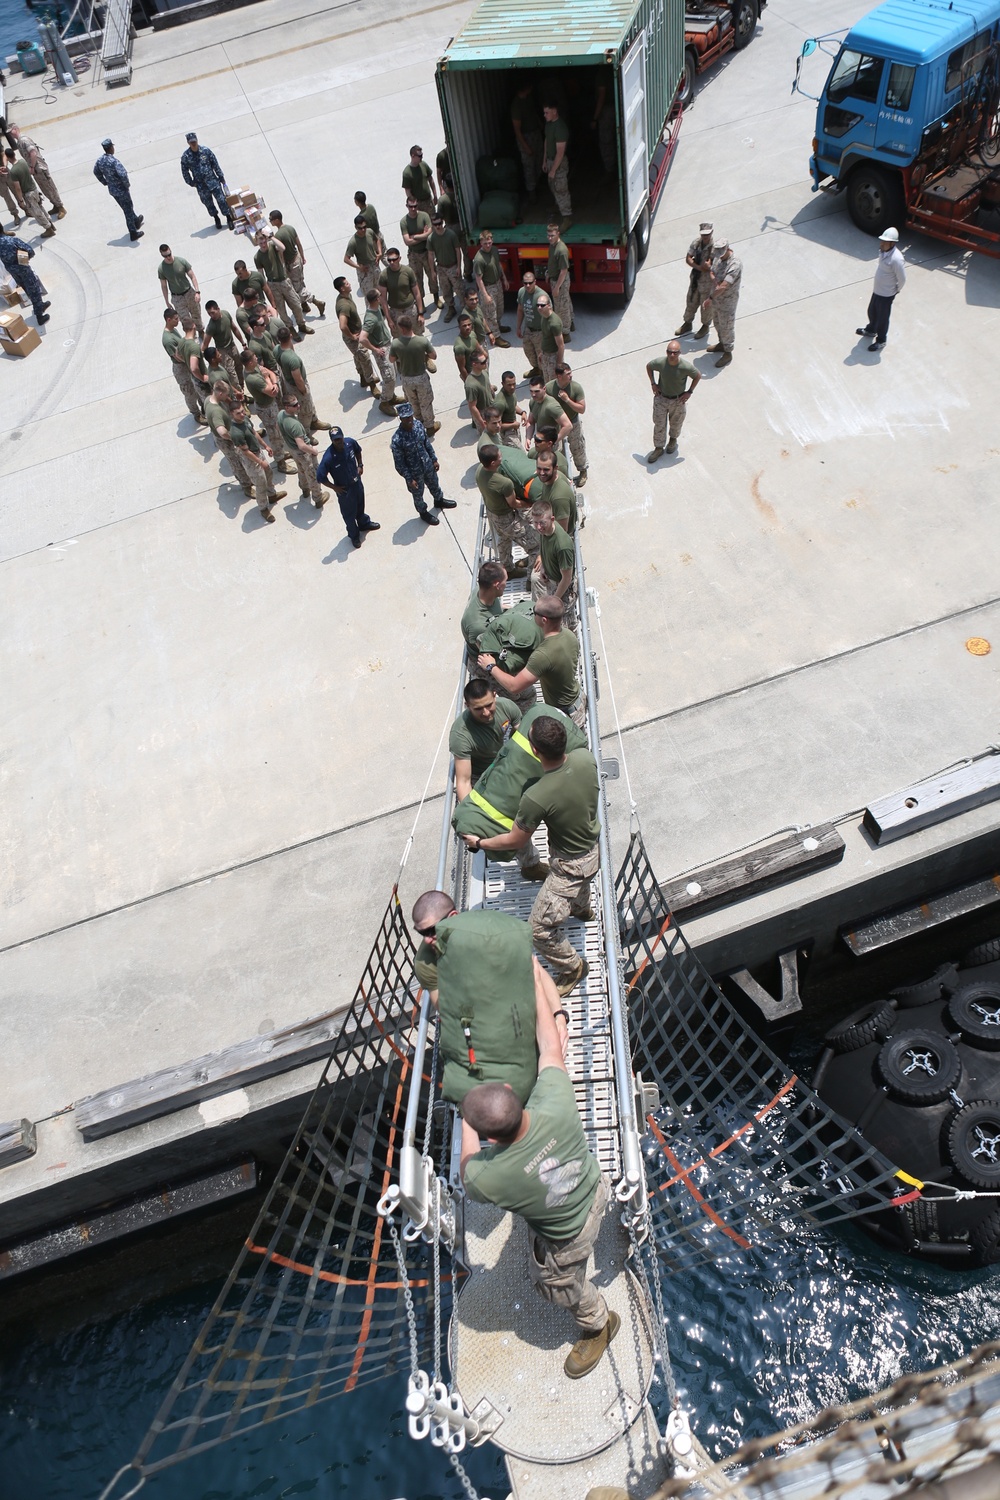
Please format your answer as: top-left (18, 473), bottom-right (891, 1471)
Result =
top-left (435, 0), bottom-right (685, 301)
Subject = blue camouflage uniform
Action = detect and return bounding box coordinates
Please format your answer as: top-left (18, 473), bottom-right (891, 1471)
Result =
top-left (316, 435), bottom-right (374, 543)
top-left (390, 416), bottom-right (446, 515)
top-left (0, 236), bottom-right (46, 319)
top-left (93, 153), bottom-right (140, 236)
top-left (180, 144), bottom-right (230, 223)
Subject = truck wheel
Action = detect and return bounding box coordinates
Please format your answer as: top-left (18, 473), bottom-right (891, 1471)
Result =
top-left (636, 204), bottom-right (651, 262)
top-left (732, 0), bottom-right (757, 49)
top-left (679, 50), bottom-right (697, 108)
top-left (622, 232), bottom-right (638, 305)
top-left (847, 165), bottom-right (904, 236)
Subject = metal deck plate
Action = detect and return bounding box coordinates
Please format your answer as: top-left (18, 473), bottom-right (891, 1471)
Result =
top-left (506, 1404), bottom-right (665, 1500)
top-left (452, 1200), bottom-right (654, 1464)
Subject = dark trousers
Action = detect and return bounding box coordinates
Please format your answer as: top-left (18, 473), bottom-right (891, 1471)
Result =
top-left (196, 180), bottom-right (230, 221)
top-left (865, 292), bottom-right (895, 344)
top-left (408, 463), bottom-right (445, 514)
top-left (338, 479), bottom-right (372, 541)
top-left (109, 187), bottom-right (140, 235)
top-left (13, 264), bottom-right (45, 318)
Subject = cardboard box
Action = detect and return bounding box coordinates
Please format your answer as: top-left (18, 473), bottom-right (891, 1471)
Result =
top-left (1, 286), bottom-right (27, 309)
top-left (225, 192), bottom-right (241, 206)
top-left (240, 191), bottom-right (256, 206)
top-left (0, 309), bottom-right (29, 340)
top-left (0, 326), bottom-right (41, 357)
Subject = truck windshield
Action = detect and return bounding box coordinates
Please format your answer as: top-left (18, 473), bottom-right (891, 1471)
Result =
top-left (827, 48), bottom-right (885, 104)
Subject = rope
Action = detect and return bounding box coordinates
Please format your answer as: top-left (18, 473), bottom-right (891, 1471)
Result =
top-left (395, 692), bottom-right (459, 881)
top-left (96, 1466), bottom-right (145, 1500)
top-left (590, 584), bottom-right (639, 829)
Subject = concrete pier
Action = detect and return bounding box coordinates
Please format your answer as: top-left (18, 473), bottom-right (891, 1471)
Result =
top-left (2, 0), bottom-right (998, 1243)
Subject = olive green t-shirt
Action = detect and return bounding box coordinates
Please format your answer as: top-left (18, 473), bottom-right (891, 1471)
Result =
top-left (336, 294), bottom-right (362, 335)
top-left (544, 116), bottom-right (570, 160)
top-left (648, 354), bottom-right (698, 397)
top-left (272, 223), bottom-right (299, 261)
top-left (473, 247), bottom-right (502, 286)
top-left (547, 237), bottom-right (570, 285)
top-left (497, 387), bottom-right (520, 427)
top-left (539, 312), bottom-right (564, 354)
top-left (517, 284), bottom-right (542, 332)
top-left (516, 746), bottom-right (600, 857)
top-left (466, 306), bottom-right (490, 344)
top-left (529, 393), bottom-right (565, 433)
top-left (228, 418), bottom-right (261, 456)
top-left (379, 265), bottom-right (419, 308)
top-left (363, 306), bottom-right (391, 349)
top-left (546, 377), bottom-right (584, 425)
top-left (461, 586), bottom-right (502, 650)
top-left (400, 210), bottom-right (432, 243)
top-left (279, 347), bottom-right (306, 387)
top-left (527, 444), bottom-right (569, 477)
top-left (162, 327), bottom-right (184, 362)
top-left (402, 159), bottom-right (435, 203)
top-left (538, 520), bottom-right (575, 587)
top-left (464, 370), bottom-right (493, 415)
top-left (206, 310), bottom-right (237, 351)
top-left (346, 230), bottom-right (378, 266)
top-left (391, 333), bottom-right (433, 378)
top-left (429, 226), bottom-right (461, 268)
top-left (244, 369), bottom-right (273, 408)
top-left (449, 697), bottom-right (521, 782)
top-left (476, 463), bottom-right (516, 517)
top-left (232, 270), bottom-right (266, 300)
top-left (536, 474), bottom-right (577, 534)
top-left (254, 242), bottom-right (286, 283)
top-left (278, 410), bottom-right (309, 447)
top-left (477, 428), bottom-right (504, 457)
top-left (437, 190), bottom-right (458, 226)
top-left (9, 158), bottom-right (34, 192)
top-left (248, 334), bottom-right (278, 371)
top-left (464, 1067), bottom-right (601, 1241)
top-left (159, 257), bottom-right (193, 295)
top-left (358, 201), bottom-right (380, 234)
top-left (204, 397), bottom-right (231, 435)
top-left (179, 335), bottom-right (207, 384)
top-left (453, 330), bottom-right (481, 366)
top-left (526, 627), bottom-right (579, 709)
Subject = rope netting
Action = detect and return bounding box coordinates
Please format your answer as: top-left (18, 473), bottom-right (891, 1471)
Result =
top-left (615, 832), bottom-right (914, 1274)
top-left (101, 893), bottom-right (455, 1494)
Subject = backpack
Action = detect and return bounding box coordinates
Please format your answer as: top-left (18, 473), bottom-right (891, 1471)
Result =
top-left (477, 598), bottom-right (541, 676)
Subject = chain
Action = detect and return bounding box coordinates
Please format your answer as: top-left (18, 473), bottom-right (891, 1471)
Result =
top-left (389, 1219), bottom-right (419, 1380)
top-left (628, 1210), bottom-right (676, 1402)
top-left (447, 1450), bottom-right (481, 1500)
top-left (432, 1180), bottom-right (443, 1385)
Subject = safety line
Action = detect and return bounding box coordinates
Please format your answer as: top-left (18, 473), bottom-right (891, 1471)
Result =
top-left (624, 913), bottom-right (673, 996)
top-left (647, 1116), bottom-right (751, 1251)
top-left (650, 1074), bottom-right (799, 1192)
top-left (244, 1241), bottom-right (450, 1290)
top-left (591, 583), bottom-right (638, 825)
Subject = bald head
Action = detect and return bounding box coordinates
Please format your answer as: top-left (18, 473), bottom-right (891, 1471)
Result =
top-left (533, 595), bottom-right (565, 627)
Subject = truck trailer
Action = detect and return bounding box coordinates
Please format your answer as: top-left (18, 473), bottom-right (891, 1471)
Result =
top-left (435, 0), bottom-right (685, 303)
top-left (803, 0), bottom-right (1000, 256)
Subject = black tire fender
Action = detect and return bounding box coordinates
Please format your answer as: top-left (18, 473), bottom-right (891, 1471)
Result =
top-left (947, 1100), bottom-right (1000, 1189)
top-left (825, 1000), bottom-right (896, 1054)
top-left (876, 1030), bottom-right (961, 1104)
top-left (891, 962), bottom-right (959, 1009)
top-left (947, 981), bottom-right (1000, 1051)
top-left (962, 936), bottom-right (1000, 967)
top-left (971, 1205), bottom-right (1000, 1265)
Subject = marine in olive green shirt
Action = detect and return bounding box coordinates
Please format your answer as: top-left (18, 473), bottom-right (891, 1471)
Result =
top-left (429, 225), bottom-right (461, 269)
top-left (390, 332), bottom-right (433, 378)
top-left (159, 256), bottom-right (194, 297)
top-left (476, 463), bottom-right (517, 517)
top-left (648, 353), bottom-right (698, 397)
top-left (449, 697), bottom-right (521, 784)
top-left (538, 520), bottom-right (575, 591)
top-left (461, 585), bottom-right (502, 650)
top-left (336, 293), bottom-right (363, 335)
top-left (465, 370), bottom-right (494, 420)
top-left (525, 628), bottom-right (580, 709)
top-left (516, 746), bottom-right (599, 858)
top-left (402, 158), bottom-right (435, 204)
top-left (547, 235), bottom-right (570, 288)
top-left (205, 308), bottom-right (239, 352)
top-left (346, 229), bottom-right (379, 267)
top-left (379, 264), bottom-right (420, 309)
top-left (539, 311), bottom-right (564, 354)
top-left (546, 376), bottom-right (584, 426)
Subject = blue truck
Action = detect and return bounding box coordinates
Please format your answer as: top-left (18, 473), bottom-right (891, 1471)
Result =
top-left (801, 0), bottom-right (1000, 255)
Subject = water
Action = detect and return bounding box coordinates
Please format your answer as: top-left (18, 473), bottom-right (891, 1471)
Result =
top-left (2, 1201), bottom-right (998, 1499)
top-left (0, 2), bottom-right (83, 67)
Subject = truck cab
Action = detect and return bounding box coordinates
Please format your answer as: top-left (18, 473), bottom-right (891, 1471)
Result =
top-left (810, 0), bottom-right (1000, 234)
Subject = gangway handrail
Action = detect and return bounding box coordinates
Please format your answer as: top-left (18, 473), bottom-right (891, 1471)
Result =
top-left (573, 534), bottom-right (644, 1202)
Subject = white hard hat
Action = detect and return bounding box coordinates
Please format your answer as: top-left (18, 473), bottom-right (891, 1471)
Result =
top-left (879, 226), bottom-right (899, 242)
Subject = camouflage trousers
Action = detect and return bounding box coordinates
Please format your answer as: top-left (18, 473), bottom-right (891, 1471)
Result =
top-left (0, 177), bottom-right (21, 220)
top-left (531, 567), bottom-right (578, 628)
top-left (20, 185), bottom-right (52, 231)
top-left (487, 507), bottom-right (538, 570)
top-left (531, 841), bottom-right (600, 984)
top-left (407, 248), bottom-right (437, 302)
top-left (253, 397), bottom-right (293, 462)
top-left (172, 289), bottom-right (204, 338)
top-left (33, 163), bottom-right (64, 212)
top-left (293, 378), bottom-right (319, 430)
top-left (547, 159), bottom-right (571, 216)
top-left (519, 129), bottom-right (544, 194)
top-left (246, 455), bottom-right (281, 514)
top-left (521, 329), bottom-right (543, 375)
top-left (401, 370), bottom-right (435, 429)
top-left (214, 433), bottom-right (254, 492)
top-left (479, 284), bottom-right (504, 339)
top-left (287, 255), bottom-right (317, 311)
top-left (343, 332), bottom-right (377, 387)
top-left (170, 360), bottom-right (203, 420)
top-left (368, 344), bottom-right (396, 401)
top-left (501, 427), bottom-right (524, 448)
top-left (551, 279), bottom-right (573, 333)
top-left (387, 299), bottom-right (419, 334)
top-left (290, 444), bottom-right (323, 505)
top-left (652, 393), bottom-right (687, 448)
top-left (435, 263), bottom-right (464, 316)
top-left (356, 263), bottom-right (379, 300)
top-left (528, 1174), bottom-right (609, 1334)
top-left (214, 347), bottom-right (242, 391)
top-left (266, 277), bottom-right (305, 330)
top-left (539, 349), bottom-right (559, 385)
top-left (566, 422), bottom-right (587, 474)
top-left (709, 291), bottom-right (739, 351)
top-left (683, 271), bottom-right (713, 327)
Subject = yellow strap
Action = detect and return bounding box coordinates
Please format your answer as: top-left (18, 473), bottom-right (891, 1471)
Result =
top-left (469, 788), bottom-right (514, 830)
top-left (512, 730), bottom-right (539, 759)
top-left (895, 1169), bottom-right (924, 1190)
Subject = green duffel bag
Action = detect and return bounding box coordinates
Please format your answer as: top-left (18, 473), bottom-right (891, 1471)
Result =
top-left (498, 443), bottom-right (537, 499)
top-left (453, 703), bottom-right (588, 857)
top-left (417, 909), bottom-right (538, 1104)
top-left (477, 190), bottom-right (519, 230)
top-left (478, 598), bottom-right (541, 677)
top-left (476, 155), bottom-right (520, 194)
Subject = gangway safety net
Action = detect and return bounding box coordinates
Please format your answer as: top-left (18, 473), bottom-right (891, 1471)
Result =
top-left (99, 510), bottom-right (915, 1500)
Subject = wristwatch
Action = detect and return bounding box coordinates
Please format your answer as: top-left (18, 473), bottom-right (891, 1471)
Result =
top-left (553, 1009), bottom-right (570, 1023)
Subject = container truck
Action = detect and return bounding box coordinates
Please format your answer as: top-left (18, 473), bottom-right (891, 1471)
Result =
top-left (679, 0), bottom-right (765, 108)
top-left (435, 0), bottom-right (685, 303)
top-left (800, 0), bottom-right (1000, 256)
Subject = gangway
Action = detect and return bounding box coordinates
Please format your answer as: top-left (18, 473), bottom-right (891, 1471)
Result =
top-left (378, 521), bottom-right (693, 1500)
top-left (98, 0), bottom-right (133, 88)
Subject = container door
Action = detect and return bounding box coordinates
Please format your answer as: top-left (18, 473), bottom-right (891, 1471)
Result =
top-left (621, 33), bottom-right (649, 232)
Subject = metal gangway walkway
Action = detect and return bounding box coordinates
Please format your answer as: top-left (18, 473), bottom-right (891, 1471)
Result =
top-left (379, 515), bottom-right (691, 1500)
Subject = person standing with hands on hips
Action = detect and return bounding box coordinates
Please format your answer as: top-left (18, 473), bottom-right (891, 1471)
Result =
top-left (646, 340), bottom-right (700, 463)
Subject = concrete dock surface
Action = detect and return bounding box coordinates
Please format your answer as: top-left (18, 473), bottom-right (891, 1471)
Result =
top-left (1, 0), bottom-right (998, 1230)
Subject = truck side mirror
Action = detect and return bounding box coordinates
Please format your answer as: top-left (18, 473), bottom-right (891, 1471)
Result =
top-left (801, 39), bottom-right (817, 56)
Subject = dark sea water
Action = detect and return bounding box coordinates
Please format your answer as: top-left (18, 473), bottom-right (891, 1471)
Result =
top-left (0, 0), bottom-right (43, 63)
top-left (2, 1198), bottom-right (997, 1500)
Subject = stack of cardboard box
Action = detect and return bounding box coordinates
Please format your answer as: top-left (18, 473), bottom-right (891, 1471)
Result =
top-left (0, 308), bottom-right (40, 357)
top-left (226, 185), bottom-right (268, 239)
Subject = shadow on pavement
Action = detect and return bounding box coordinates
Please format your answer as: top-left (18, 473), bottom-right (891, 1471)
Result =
top-left (284, 495), bottom-right (322, 530)
top-left (321, 534), bottom-right (357, 564)
top-left (392, 516), bottom-right (431, 545)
